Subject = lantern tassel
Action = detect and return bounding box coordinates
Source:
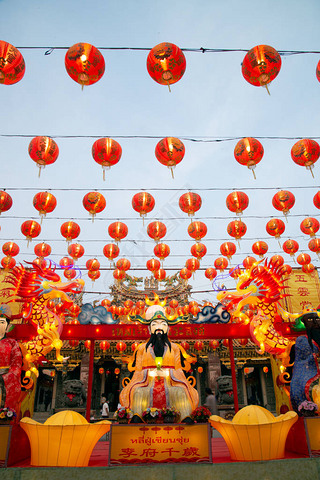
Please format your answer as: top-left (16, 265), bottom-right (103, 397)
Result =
top-left (264, 84), bottom-right (271, 96)
top-left (167, 82), bottom-right (171, 93)
top-left (170, 167), bottom-right (174, 179)
top-left (251, 169), bottom-right (256, 180)
top-left (309, 166), bottom-right (315, 178)
top-left (38, 167), bottom-right (41, 178)
top-left (103, 169), bottom-right (106, 181)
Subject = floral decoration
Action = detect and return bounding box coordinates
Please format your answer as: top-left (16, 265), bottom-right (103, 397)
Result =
top-left (161, 406), bottom-right (180, 421)
top-left (0, 407), bottom-right (16, 422)
top-left (114, 406), bottom-right (133, 421)
top-left (142, 407), bottom-right (163, 422)
top-left (297, 400), bottom-right (318, 417)
top-left (190, 406), bottom-right (211, 422)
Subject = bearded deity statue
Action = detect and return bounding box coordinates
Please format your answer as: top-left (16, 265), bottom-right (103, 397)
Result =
top-left (119, 304), bottom-right (199, 422)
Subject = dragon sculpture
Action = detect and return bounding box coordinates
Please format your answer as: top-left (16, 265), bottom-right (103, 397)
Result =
top-left (3, 261), bottom-right (84, 378)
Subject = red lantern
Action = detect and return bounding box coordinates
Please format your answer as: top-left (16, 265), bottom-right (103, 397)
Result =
top-left (131, 342), bottom-right (139, 352)
top-left (281, 264), bottom-right (292, 276)
top-left (313, 191), bottom-right (320, 209)
top-left (99, 368), bottom-right (104, 375)
top-left (101, 299), bottom-right (111, 308)
top-left (242, 45), bottom-right (281, 90)
top-left (64, 269), bottom-right (77, 280)
top-left (34, 242), bottom-right (51, 259)
top-left (229, 266), bottom-right (242, 279)
top-left (113, 269), bottom-right (126, 282)
top-left (317, 60), bottom-right (320, 83)
top-left (170, 299), bottom-right (179, 309)
top-left (33, 192), bottom-right (57, 221)
top-left (205, 268), bottom-right (217, 281)
top-left (100, 340), bottom-right (110, 351)
top-left (209, 340), bottom-right (219, 350)
top-left (92, 138), bottom-right (122, 180)
top-left (60, 257), bottom-right (74, 268)
top-left (0, 41), bottom-right (25, 84)
top-left (291, 139), bottom-right (320, 177)
top-left (272, 190), bottom-right (295, 218)
top-left (154, 243), bottom-right (170, 261)
top-left (198, 367), bottom-right (203, 374)
top-left (33, 257), bottom-right (47, 269)
top-left (270, 255), bottom-right (284, 268)
top-left (194, 340), bottom-right (204, 351)
top-left (266, 218), bottom-right (285, 242)
top-left (68, 304), bottom-right (81, 317)
top-left (188, 221), bottom-right (207, 242)
top-left (103, 243), bottom-right (120, 262)
top-left (86, 258), bottom-right (100, 271)
top-left (68, 243), bottom-right (84, 261)
top-left (29, 136), bottom-right (59, 176)
top-left (21, 220), bottom-right (41, 244)
top-left (60, 221), bottom-right (80, 243)
top-left (2, 242), bottom-right (19, 257)
top-left (1, 256), bottom-right (16, 269)
top-left (226, 191), bottom-right (249, 215)
top-left (84, 340), bottom-right (91, 350)
top-left (239, 339), bottom-right (248, 347)
top-left (302, 264), bottom-right (315, 274)
top-left (116, 258), bottom-right (131, 271)
top-left (309, 238), bottom-right (320, 257)
top-left (0, 191), bottom-right (12, 214)
top-left (65, 43), bottom-right (105, 87)
top-left (136, 300), bottom-right (145, 311)
top-left (191, 243), bottom-right (207, 260)
top-left (146, 258), bottom-right (161, 272)
top-left (116, 306), bottom-right (124, 316)
top-left (283, 239), bottom-right (299, 258)
top-left (214, 257), bottom-right (228, 272)
top-left (147, 42), bottom-right (186, 89)
top-left (83, 192), bottom-right (106, 220)
top-left (154, 268), bottom-right (166, 281)
top-left (132, 192), bottom-right (155, 222)
top-left (252, 241), bottom-right (268, 258)
top-left (179, 192), bottom-right (202, 217)
top-left (69, 340), bottom-right (79, 347)
top-left (297, 253), bottom-right (311, 266)
top-left (147, 221), bottom-right (166, 242)
top-left (155, 137), bottom-right (185, 177)
top-left (227, 220), bottom-right (247, 242)
top-left (181, 341), bottom-right (190, 351)
top-left (116, 341), bottom-right (127, 353)
top-left (180, 267), bottom-right (192, 280)
top-left (243, 256), bottom-right (256, 269)
top-left (108, 222), bottom-right (128, 243)
top-left (220, 242), bottom-right (236, 260)
top-left (234, 138), bottom-right (264, 178)
top-left (186, 258), bottom-right (200, 273)
top-left (88, 270), bottom-right (100, 282)
top-left (300, 217), bottom-right (320, 237)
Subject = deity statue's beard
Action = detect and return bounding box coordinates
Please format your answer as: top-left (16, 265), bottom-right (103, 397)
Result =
top-left (146, 332), bottom-right (171, 357)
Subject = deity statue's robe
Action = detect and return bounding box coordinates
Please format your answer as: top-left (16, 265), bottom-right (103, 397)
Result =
top-left (0, 337), bottom-right (22, 410)
top-left (120, 342), bottom-right (199, 420)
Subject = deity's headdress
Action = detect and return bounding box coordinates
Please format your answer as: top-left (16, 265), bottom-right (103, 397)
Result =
top-left (129, 293), bottom-right (187, 325)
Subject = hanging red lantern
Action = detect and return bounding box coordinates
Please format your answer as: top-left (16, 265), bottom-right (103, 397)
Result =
top-left (243, 256), bottom-right (256, 269)
top-left (60, 257), bottom-right (74, 268)
top-left (113, 269), bottom-right (126, 282)
top-left (154, 243), bottom-right (170, 261)
top-left (65, 42), bottom-right (105, 87)
top-left (169, 299), bottom-right (179, 309)
top-left (60, 221), bottom-right (80, 243)
top-left (64, 268), bottom-right (77, 280)
top-left (68, 304), bottom-right (81, 317)
top-left (154, 268), bottom-right (166, 281)
top-left (147, 42), bottom-right (186, 89)
top-left (103, 243), bottom-right (120, 262)
top-left (146, 258), bottom-right (161, 272)
top-left (194, 340), bottom-right (204, 351)
top-left (136, 300), bottom-right (145, 311)
top-left (214, 257), bottom-right (229, 272)
top-left (226, 191), bottom-right (249, 215)
top-left (84, 340), bottom-right (91, 350)
top-left (99, 368), bottom-right (104, 375)
top-left (272, 190), bottom-right (295, 219)
top-left (252, 241), bottom-right (268, 258)
top-left (83, 192), bottom-right (106, 221)
top-left (147, 221), bottom-right (166, 242)
top-left (33, 191), bottom-right (57, 221)
top-left (239, 339), bottom-right (249, 347)
top-left (69, 340), bottom-right (79, 348)
top-left (2, 242), bottom-right (19, 257)
top-left (1, 256), bottom-right (16, 269)
top-left (181, 341), bottom-right (190, 351)
top-left (291, 139), bottom-right (320, 177)
top-left (297, 253), bottom-right (311, 266)
top-left (309, 238), bottom-right (320, 257)
top-left (317, 60), bottom-right (320, 83)
top-left (281, 264), bottom-right (292, 276)
top-left (179, 192), bottom-right (202, 217)
top-left (100, 340), bottom-right (110, 351)
top-left (155, 137), bottom-right (185, 177)
top-left (34, 242), bottom-right (51, 258)
top-left (197, 367), bottom-right (203, 374)
top-left (186, 258), bottom-right (200, 273)
top-left (191, 243), bottom-right (207, 260)
top-left (227, 220), bottom-right (247, 243)
top-left (21, 220), bottom-right (41, 245)
top-left (88, 270), bottom-right (100, 282)
top-left (180, 267), bottom-right (192, 281)
top-left (204, 268), bottom-right (218, 283)
top-left (229, 266), bottom-right (242, 279)
top-left (101, 299), bottom-right (111, 308)
top-left (29, 136), bottom-right (59, 177)
top-left (270, 255), bottom-right (284, 268)
top-left (188, 221), bottom-right (207, 242)
top-left (302, 263), bottom-right (315, 274)
top-left (108, 222), bottom-right (128, 243)
top-left (131, 342), bottom-right (140, 352)
top-left (242, 45), bottom-right (281, 91)
top-left (68, 243), bottom-right (84, 261)
top-left (220, 242), bottom-right (236, 260)
top-left (92, 138), bottom-right (122, 180)
top-left (266, 218), bottom-right (285, 242)
top-left (86, 258), bottom-right (100, 271)
top-left (234, 137), bottom-right (264, 178)
top-left (313, 191), bottom-right (320, 209)
top-left (283, 239), bottom-right (299, 258)
top-left (0, 41), bottom-right (25, 84)
top-left (116, 258), bottom-right (131, 271)
top-left (33, 257), bottom-right (47, 269)
top-left (116, 306), bottom-right (124, 316)
top-left (132, 192), bottom-right (155, 222)
top-left (116, 341), bottom-right (127, 353)
top-left (0, 191), bottom-right (12, 214)
top-left (209, 340), bottom-right (220, 350)
top-left (300, 217), bottom-right (320, 237)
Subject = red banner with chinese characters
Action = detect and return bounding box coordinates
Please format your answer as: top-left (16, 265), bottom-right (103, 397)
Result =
top-left (282, 268), bottom-right (320, 313)
top-left (109, 423), bottom-right (211, 465)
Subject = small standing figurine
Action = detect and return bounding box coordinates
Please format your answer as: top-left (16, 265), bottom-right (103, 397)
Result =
top-left (0, 304), bottom-right (22, 411)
